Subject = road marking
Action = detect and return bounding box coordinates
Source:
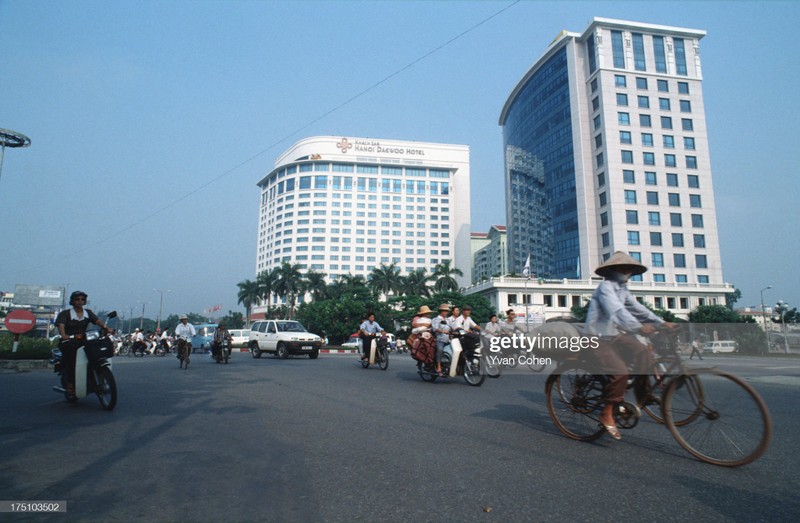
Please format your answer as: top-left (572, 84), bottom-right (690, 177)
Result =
top-left (748, 375), bottom-right (800, 387)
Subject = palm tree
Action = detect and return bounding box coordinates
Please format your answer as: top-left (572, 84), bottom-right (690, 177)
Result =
top-left (257, 268), bottom-right (278, 309)
top-left (329, 273), bottom-right (371, 301)
top-left (236, 279), bottom-right (260, 327)
top-left (304, 269), bottom-right (328, 301)
top-left (432, 260), bottom-right (464, 293)
top-left (401, 268), bottom-right (432, 297)
top-left (368, 263), bottom-right (402, 298)
top-left (273, 262), bottom-right (303, 318)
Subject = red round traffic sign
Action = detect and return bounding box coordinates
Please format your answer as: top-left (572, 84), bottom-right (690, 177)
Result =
top-left (4, 309), bottom-right (37, 334)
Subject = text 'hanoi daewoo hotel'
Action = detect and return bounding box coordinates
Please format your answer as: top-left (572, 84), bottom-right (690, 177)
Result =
top-left (255, 136), bottom-right (471, 287)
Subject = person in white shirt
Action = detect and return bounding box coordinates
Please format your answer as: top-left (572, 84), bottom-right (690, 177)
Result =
top-left (174, 314), bottom-right (197, 369)
top-left (453, 305), bottom-right (481, 332)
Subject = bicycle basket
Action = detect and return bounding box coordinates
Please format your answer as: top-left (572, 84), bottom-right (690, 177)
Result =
top-left (84, 337), bottom-right (115, 361)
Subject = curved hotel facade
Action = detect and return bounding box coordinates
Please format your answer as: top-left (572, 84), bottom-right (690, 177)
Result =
top-left (499, 18), bottom-right (723, 287)
top-left (255, 136), bottom-right (471, 292)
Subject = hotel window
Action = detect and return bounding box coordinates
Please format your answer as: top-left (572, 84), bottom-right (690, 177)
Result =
top-left (357, 165), bottom-right (378, 174)
top-left (597, 172), bottom-right (606, 187)
top-left (647, 191), bottom-right (659, 205)
top-left (665, 154), bottom-right (677, 167)
top-left (657, 79), bottom-right (669, 92)
top-left (666, 173), bottom-right (679, 187)
top-left (333, 163), bottom-right (354, 172)
top-left (588, 35), bottom-right (597, 73)
top-left (654, 274), bottom-right (666, 283)
top-left (616, 93), bottom-right (628, 106)
top-left (696, 255), bottom-right (708, 269)
top-left (674, 38), bottom-right (688, 76)
top-left (691, 214), bottom-right (704, 228)
top-left (661, 116), bottom-right (673, 129)
top-left (686, 156), bottom-right (698, 169)
top-left (626, 210), bottom-right (639, 224)
top-left (632, 33), bottom-right (646, 70)
top-left (643, 152), bottom-right (655, 165)
top-left (599, 192), bottom-right (607, 206)
top-left (640, 114), bottom-right (652, 127)
top-left (620, 131), bottom-right (632, 144)
top-left (687, 175), bottom-right (699, 188)
top-left (624, 190), bottom-right (637, 204)
top-left (636, 77), bottom-right (648, 89)
top-left (638, 95), bottom-right (649, 109)
top-left (663, 135), bottom-right (675, 149)
top-left (659, 98), bottom-right (671, 111)
top-left (299, 176), bottom-right (312, 189)
top-left (680, 100), bottom-right (692, 113)
top-left (650, 231), bottom-right (662, 245)
top-left (591, 78), bottom-right (598, 92)
top-left (675, 276), bottom-right (687, 284)
top-left (648, 211), bottom-right (661, 225)
top-left (668, 193), bottom-right (681, 207)
top-left (690, 194), bottom-right (702, 208)
top-left (314, 175), bottom-right (328, 189)
top-left (684, 137), bottom-right (695, 150)
top-left (682, 118), bottom-right (694, 131)
top-left (670, 214), bottom-right (683, 227)
top-left (698, 275), bottom-right (709, 284)
top-left (627, 231), bottom-right (640, 245)
top-left (642, 133), bottom-right (653, 147)
top-left (653, 36), bottom-right (667, 73)
top-left (623, 170), bottom-right (635, 183)
top-left (694, 234), bottom-right (706, 248)
top-left (652, 253), bottom-right (664, 267)
top-left (672, 232), bottom-right (684, 247)
top-left (678, 82), bottom-right (690, 94)
top-left (594, 115), bottom-right (601, 130)
top-left (615, 74), bottom-right (627, 87)
top-left (595, 134), bottom-right (603, 148)
top-left (645, 171), bottom-right (657, 185)
top-left (674, 254), bottom-right (686, 268)
top-left (618, 112), bottom-right (630, 125)
top-left (621, 151), bottom-right (633, 164)
top-left (600, 212), bottom-right (608, 226)
top-left (611, 30), bottom-right (625, 68)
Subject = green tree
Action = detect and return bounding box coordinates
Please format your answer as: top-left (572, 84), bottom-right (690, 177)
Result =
top-left (257, 268), bottom-right (278, 309)
top-left (328, 273), bottom-right (372, 301)
top-left (303, 269), bottom-right (329, 301)
top-left (219, 310), bottom-right (245, 329)
top-left (237, 279), bottom-right (260, 327)
top-left (432, 260), bottom-right (464, 293)
top-left (368, 263), bottom-right (402, 298)
top-left (725, 288), bottom-right (742, 309)
top-left (400, 268), bottom-right (432, 297)
top-left (274, 262), bottom-right (303, 318)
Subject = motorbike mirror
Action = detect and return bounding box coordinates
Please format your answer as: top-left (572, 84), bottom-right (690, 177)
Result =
top-left (107, 311), bottom-right (118, 319)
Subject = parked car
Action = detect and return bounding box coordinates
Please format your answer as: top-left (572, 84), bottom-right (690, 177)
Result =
top-left (249, 319), bottom-right (322, 359)
top-left (229, 329), bottom-right (250, 349)
top-left (342, 336), bottom-right (361, 349)
top-left (191, 324), bottom-right (218, 353)
top-left (702, 340), bottom-right (737, 354)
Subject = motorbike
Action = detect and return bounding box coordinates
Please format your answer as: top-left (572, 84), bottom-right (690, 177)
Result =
top-left (51, 311), bottom-right (118, 411)
top-left (417, 329), bottom-right (485, 386)
top-left (360, 333), bottom-right (389, 370)
top-left (213, 338), bottom-right (231, 364)
top-left (155, 337), bottom-right (172, 357)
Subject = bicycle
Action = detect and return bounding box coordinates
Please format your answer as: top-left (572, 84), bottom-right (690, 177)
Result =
top-left (545, 327), bottom-right (772, 467)
top-left (177, 338), bottom-right (191, 369)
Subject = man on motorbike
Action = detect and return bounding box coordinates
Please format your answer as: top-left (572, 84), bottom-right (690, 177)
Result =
top-left (175, 314), bottom-right (196, 369)
top-left (585, 251), bottom-right (675, 440)
top-left (453, 305), bottom-right (481, 333)
top-left (212, 323), bottom-right (233, 360)
top-left (132, 328), bottom-right (146, 355)
top-left (358, 313), bottom-right (386, 362)
top-left (55, 291), bottom-right (115, 399)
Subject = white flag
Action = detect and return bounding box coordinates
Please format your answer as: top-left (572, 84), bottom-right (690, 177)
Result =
top-left (522, 254), bottom-right (531, 278)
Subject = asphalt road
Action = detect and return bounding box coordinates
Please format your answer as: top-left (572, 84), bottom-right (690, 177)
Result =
top-left (1, 351), bottom-right (798, 522)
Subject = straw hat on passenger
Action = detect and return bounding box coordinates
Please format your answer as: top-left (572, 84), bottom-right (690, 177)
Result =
top-left (417, 305), bottom-right (432, 315)
top-left (594, 251), bottom-right (647, 278)
top-left (437, 303), bottom-right (451, 312)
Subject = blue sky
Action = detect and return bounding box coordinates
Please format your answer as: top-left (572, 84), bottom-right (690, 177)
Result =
top-left (1, 0), bottom-right (798, 319)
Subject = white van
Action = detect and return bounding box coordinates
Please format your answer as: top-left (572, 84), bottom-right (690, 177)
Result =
top-left (702, 340), bottom-right (737, 354)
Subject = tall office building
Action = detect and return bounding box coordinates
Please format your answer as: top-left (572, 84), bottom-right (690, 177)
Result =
top-left (255, 136), bottom-right (472, 289)
top-left (499, 18), bottom-right (723, 286)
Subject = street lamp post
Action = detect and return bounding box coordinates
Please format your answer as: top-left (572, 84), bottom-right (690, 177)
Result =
top-left (776, 300), bottom-right (790, 354)
top-left (153, 289), bottom-right (171, 331)
top-left (137, 301), bottom-right (151, 331)
top-left (760, 285), bottom-right (772, 353)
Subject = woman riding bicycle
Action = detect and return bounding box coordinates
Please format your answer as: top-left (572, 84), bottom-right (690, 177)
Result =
top-left (175, 314), bottom-right (196, 369)
top-left (585, 252), bottom-right (675, 440)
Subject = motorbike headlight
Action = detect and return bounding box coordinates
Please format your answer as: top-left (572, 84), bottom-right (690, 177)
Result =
top-left (86, 331), bottom-right (100, 341)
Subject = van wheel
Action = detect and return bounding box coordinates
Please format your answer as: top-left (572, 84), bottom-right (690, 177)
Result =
top-left (250, 343), bottom-right (262, 359)
top-left (309, 349), bottom-right (319, 359)
top-left (277, 343), bottom-right (289, 359)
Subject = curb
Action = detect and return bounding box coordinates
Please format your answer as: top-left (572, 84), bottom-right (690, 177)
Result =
top-left (0, 359), bottom-right (50, 372)
top-left (320, 349), bottom-right (359, 355)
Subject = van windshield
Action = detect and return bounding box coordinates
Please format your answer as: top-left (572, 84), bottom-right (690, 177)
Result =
top-left (276, 321), bottom-right (306, 333)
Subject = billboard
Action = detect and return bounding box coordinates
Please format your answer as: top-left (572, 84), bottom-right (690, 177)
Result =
top-left (13, 285), bottom-right (64, 307)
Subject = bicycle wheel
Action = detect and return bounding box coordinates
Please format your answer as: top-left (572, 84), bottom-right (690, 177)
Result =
top-left (664, 369), bottom-right (772, 467)
top-left (642, 357), bottom-right (684, 424)
top-left (545, 363), bottom-right (605, 441)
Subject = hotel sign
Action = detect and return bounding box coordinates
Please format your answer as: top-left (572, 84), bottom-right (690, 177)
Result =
top-left (336, 137), bottom-right (425, 157)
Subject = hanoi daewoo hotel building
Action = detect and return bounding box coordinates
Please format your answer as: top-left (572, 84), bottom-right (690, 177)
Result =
top-left (255, 136), bottom-right (471, 291)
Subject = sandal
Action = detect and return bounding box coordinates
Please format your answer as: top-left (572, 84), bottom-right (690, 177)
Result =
top-left (602, 423), bottom-right (622, 440)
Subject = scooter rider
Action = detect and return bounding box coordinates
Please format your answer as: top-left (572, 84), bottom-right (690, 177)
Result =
top-left (55, 291), bottom-right (115, 399)
top-left (358, 313), bottom-right (386, 362)
top-left (175, 314), bottom-right (196, 369)
top-left (212, 323), bottom-right (233, 359)
top-left (431, 304), bottom-right (452, 376)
